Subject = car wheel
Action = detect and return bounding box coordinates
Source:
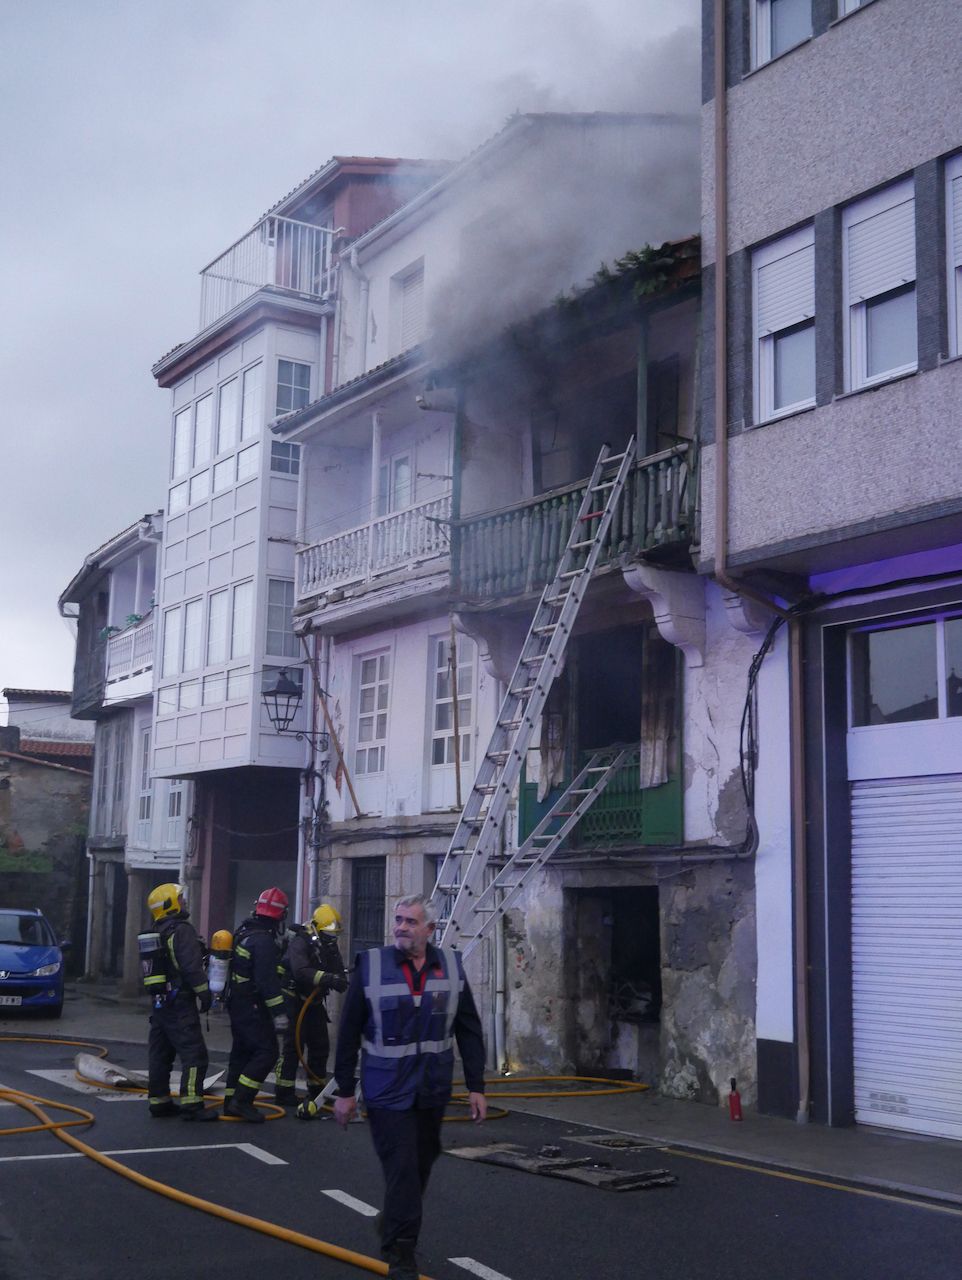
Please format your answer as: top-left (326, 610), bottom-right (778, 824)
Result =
top-left (41, 1001), bottom-right (64, 1019)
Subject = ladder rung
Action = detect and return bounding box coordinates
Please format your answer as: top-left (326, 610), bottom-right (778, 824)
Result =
top-left (521, 654), bottom-right (546, 664)
top-left (511, 685), bottom-right (537, 696)
top-left (591, 481), bottom-right (616, 491)
top-left (544, 594), bottom-right (569, 605)
top-left (570, 540), bottom-right (594, 549)
top-left (559, 570), bottom-right (582, 579)
top-left (532, 624), bottom-right (556, 635)
top-left (579, 510), bottom-right (606, 521)
top-left (498, 719), bottom-right (522, 730)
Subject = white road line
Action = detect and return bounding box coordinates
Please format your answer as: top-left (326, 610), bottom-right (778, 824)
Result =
top-left (450, 1259), bottom-right (516, 1280)
top-left (320, 1189), bottom-right (379, 1216)
top-left (0, 1143), bottom-right (286, 1165)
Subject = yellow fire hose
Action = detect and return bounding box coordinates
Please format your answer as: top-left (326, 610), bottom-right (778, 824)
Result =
top-left (1, 1032), bottom-right (648, 1276)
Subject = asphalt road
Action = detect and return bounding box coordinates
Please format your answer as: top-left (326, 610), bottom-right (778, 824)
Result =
top-left (1, 1030), bottom-right (960, 1280)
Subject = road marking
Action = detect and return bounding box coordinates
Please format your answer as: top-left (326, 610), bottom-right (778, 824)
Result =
top-left (0, 1143), bottom-right (285, 1165)
top-left (320, 1189), bottom-right (379, 1216)
top-left (26, 1069), bottom-right (142, 1100)
top-left (450, 1260), bottom-right (516, 1280)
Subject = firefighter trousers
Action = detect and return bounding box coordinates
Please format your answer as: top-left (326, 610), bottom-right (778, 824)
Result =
top-left (147, 994), bottom-right (208, 1107)
top-left (226, 995), bottom-right (278, 1094)
top-left (276, 999), bottom-right (330, 1095)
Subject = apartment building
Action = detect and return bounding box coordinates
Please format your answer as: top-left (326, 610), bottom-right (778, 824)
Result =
top-left (59, 514), bottom-right (190, 985)
top-left (703, 0), bottom-right (962, 1136)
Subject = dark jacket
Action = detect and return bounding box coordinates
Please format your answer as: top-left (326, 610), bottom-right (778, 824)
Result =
top-left (287, 926), bottom-right (348, 1003)
top-left (158, 914), bottom-right (209, 997)
top-left (230, 915), bottom-right (286, 1014)
top-left (334, 942), bottom-right (486, 1109)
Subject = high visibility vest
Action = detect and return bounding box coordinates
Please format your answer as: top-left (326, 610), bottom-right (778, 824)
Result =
top-left (359, 945), bottom-right (464, 1109)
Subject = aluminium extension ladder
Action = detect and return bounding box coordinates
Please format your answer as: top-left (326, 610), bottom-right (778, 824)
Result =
top-left (436, 438), bottom-right (637, 948)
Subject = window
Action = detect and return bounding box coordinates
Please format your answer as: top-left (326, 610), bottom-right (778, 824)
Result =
top-left (276, 360), bottom-right (311, 415)
top-left (946, 155), bottom-right (962, 358)
top-left (182, 598), bottom-right (203, 671)
top-left (839, 0), bottom-right (868, 13)
top-left (111, 719), bottom-right (129, 833)
top-left (157, 686), bottom-right (177, 714)
top-left (161, 607), bottom-right (181, 678)
top-left (237, 443), bottom-right (258, 481)
top-left (850, 615), bottom-right (962, 726)
top-left (753, 0), bottom-right (810, 67)
top-left (399, 265), bottom-right (425, 350)
top-left (226, 668), bottom-right (250, 700)
top-left (217, 378), bottom-right (239, 454)
top-left (241, 363), bottom-right (263, 440)
top-left (179, 681), bottom-right (200, 709)
top-left (137, 729), bottom-right (152, 825)
top-left (377, 452), bottom-right (412, 516)
top-left (431, 634), bottom-right (475, 765)
top-left (168, 482), bottom-right (187, 515)
top-left (271, 441), bottom-right (300, 475)
top-left (203, 672), bottom-right (226, 705)
top-left (206, 589), bottom-right (228, 665)
top-left (193, 394), bottom-right (213, 468)
top-left (843, 179), bottom-right (917, 390)
top-left (753, 225), bottom-right (815, 422)
top-left (172, 407), bottom-right (191, 479)
top-left (351, 858), bottom-right (386, 953)
top-left (266, 579), bottom-right (298, 657)
top-left (188, 469), bottom-right (210, 506)
top-left (165, 780), bottom-right (184, 847)
top-left (95, 724), bottom-right (112, 831)
top-left (213, 457), bottom-right (234, 493)
top-left (230, 581), bottom-right (253, 659)
top-left (355, 651), bottom-right (390, 774)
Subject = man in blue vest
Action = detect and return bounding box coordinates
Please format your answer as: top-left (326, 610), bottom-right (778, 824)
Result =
top-left (334, 894), bottom-right (487, 1280)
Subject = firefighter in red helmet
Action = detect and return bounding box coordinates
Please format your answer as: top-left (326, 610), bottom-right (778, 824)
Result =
top-left (223, 887), bottom-right (290, 1122)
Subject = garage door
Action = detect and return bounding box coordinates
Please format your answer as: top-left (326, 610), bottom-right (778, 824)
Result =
top-left (851, 775), bottom-right (962, 1139)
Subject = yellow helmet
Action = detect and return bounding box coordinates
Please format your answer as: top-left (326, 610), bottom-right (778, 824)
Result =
top-left (147, 882), bottom-right (186, 922)
top-left (310, 903), bottom-right (342, 939)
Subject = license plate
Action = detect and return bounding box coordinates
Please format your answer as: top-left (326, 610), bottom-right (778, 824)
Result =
top-left (0, 996), bottom-right (22, 1006)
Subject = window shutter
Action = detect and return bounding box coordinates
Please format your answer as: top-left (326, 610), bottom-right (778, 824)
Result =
top-left (846, 188), bottom-right (916, 302)
top-left (755, 238), bottom-right (814, 336)
top-left (950, 169), bottom-right (962, 271)
top-left (400, 268), bottom-right (425, 349)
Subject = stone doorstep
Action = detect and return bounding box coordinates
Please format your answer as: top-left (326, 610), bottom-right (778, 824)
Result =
top-left (446, 1141), bottom-right (677, 1190)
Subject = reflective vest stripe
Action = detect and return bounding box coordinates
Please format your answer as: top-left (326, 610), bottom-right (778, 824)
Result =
top-left (360, 947), bottom-right (464, 1057)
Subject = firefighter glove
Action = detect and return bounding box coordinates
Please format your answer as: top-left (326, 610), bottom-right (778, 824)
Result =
top-left (197, 989), bottom-right (213, 1013)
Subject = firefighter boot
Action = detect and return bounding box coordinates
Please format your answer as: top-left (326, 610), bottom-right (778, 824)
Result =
top-left (180, 1103), bottom-right (219, 1121)
top-left (274, 1085), bottom-right (298, 1106)
top-left (149, 1099), bottom-right (178, 1118)
top-left (225, 1083), bottom-right (265, 1123)
top-left (382, 1238), bottom-right (418, 1280)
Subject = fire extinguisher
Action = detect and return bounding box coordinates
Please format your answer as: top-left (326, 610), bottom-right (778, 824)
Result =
top-left (728, 1077), bottom-right (743, 1121)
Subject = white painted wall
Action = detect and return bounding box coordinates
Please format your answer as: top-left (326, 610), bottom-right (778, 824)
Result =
top-left (4, 694), bottom-right (93, 741)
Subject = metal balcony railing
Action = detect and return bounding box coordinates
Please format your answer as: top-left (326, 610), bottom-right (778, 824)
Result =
top-left (297, 494), bottom-right (452, 599)
top-left (199, 215), bottom-right (337, 329)
top-left (455, 442), bottom-right (696, 601)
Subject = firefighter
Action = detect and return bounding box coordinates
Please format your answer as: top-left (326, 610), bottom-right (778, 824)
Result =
top-left (273, 903), bottom-right (348, 1109)
top-left (143, 882), bottom-right (217, 1121)
top-left (224, 886), bottom-right (290, 1122)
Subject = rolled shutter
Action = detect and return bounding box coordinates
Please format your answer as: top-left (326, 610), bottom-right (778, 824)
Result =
top-left (851, 774), bottom-right (962, 1140)
top-left (846, 182), bottom-right (916, 302)
top-left (755, 234), bottom-right (815, 336)
top-left (400, 268), bottom-right (425, 350)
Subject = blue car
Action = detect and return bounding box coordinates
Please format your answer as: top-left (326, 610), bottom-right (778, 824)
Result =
top-left (0, 908), bottom-right (68, 1018)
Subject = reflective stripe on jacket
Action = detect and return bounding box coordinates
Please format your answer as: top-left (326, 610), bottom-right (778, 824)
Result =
top-left (358, 944), bottom-right (464, 1109)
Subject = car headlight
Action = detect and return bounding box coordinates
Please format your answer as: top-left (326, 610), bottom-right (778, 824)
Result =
top-left (30, 962), bottom-right (61, 977)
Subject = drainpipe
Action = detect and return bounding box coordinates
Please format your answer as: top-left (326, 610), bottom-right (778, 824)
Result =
top-left (712, 0), bottom-right (809, 1124)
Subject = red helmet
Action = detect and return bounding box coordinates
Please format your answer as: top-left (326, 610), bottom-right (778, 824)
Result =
top-left (254, 886), bottom-right (289, 920)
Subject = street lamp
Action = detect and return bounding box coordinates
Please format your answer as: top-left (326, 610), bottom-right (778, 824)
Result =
top-left (261, 668), bottom-right (330, 750)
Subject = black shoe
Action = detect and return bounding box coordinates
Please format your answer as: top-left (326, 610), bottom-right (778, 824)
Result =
top-left (149, 1101), bottom-right (178, 1118)
top-left (383, 1239), bottom-right (418, 1280)
top-left (225, 1098), bottom-right (266, 1124)
top-left (180, 1104), bottom-right (219, 1122)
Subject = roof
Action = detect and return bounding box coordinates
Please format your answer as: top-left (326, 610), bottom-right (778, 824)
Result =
top-left (58, 512), bottom-right (162, 611)
top-left (272, 348), bottom-right (426, 436)
top-left (2, 689), bottom-right (72, 701)
top-left (19, 739), bottom-right (94, 760)
top-left (261, 155), bottom-right (451, 221)
top-left (0, 749), bottom-right (94, 778)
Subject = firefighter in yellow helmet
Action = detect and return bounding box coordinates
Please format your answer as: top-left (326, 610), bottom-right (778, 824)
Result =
top-left (273, 902), bottom-right (348, 1112)
top-left (143, 882), bottom-right (217, 1121)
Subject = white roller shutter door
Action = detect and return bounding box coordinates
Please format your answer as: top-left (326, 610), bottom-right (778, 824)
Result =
top-left (851, 774), bottom-right (962, 1139)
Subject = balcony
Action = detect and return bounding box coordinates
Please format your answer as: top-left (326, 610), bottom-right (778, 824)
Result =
top-left (455, 442), bottom-right (696, 602)
top-left (103, 613), bottom-right (155, 705)
top-left (199, 215), bottom-right (337, 330)
top-left (297, 494), bottom-right (452, 600)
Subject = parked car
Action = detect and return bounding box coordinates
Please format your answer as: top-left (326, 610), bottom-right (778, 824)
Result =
top-left (0, 908), bottom-right (69, 1017)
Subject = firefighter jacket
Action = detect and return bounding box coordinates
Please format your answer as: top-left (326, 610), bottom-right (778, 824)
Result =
top-left (229, 916), bottom-right (286, 1017)
top-left (157, 914), bottom-right (209, 998)
top-left (334, 943), bottom-right (486, 1110)
top-left (286, 927), bottom-right (348, 1006)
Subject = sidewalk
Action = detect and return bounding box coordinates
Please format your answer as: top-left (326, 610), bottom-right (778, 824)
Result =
top-left (11, 983), bottom-right (962, 1208)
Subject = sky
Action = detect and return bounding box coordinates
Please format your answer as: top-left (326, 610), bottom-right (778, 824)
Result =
top-left (0, 0), bottom-right (699, 722)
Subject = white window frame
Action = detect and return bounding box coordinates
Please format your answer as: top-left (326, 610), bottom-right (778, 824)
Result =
top-left (398, 262), bottom-right (425, 351)
top-left (377, 450), bottom-right (413, 517)
top-left (753, 224), bottom-right (816, 423)
top-left (270, 440), bottom-right (300, 475)
top-left (276, 359), bottom-right (312, 416)
top-left (240, 362), bottom-right (263, 440)
top-left (946, 154), bottom-right (962, 358)
top-left (165, 780), bottom-right (184, 847)
top-left (842, 178), bottom-right (917, 391)
top-left (752, 0), bottom-right (811, 68)
top-left (354, 650), bottom-right (391, 776)
top-left (266, 578), bottom-right (298, 658)
top-left (429, 633), bottom-right (476, 768)
top-left (216, 377), bottom-right (239, 454)
top-left (171, 407), bottom-right (191, 479)
top-left (192, 393), bottom-right (213, 468)
top-left (137, 728), bottom-right (152, 840)
top-left (181, 598), bottom-right (203, 672)
top-left (161, 607), bottom-right (182, 678)
top-left (230, 581), bottom-right (253, 660)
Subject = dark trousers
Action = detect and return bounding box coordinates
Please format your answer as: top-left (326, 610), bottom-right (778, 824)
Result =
top-left (147, 995), bottom-right (208, 1106)
top-left (367, 1105), bottom-right (445, 1249)
top-left (226, 996), bottom-right (278, 1093)
top-left (277, 1000), bottom-right (330, 1096)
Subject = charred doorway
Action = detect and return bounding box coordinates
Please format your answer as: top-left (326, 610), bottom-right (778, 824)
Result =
top-left (566, 884), bottom-right (662, 1083)
top-left (575, 625), bottom-right (643, 750)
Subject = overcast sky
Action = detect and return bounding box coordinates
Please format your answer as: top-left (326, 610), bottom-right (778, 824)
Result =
top-left (0, 0), bottom-right (699, 722)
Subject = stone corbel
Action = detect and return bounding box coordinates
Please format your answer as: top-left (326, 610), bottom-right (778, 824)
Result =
top-left (622, 564), bottom-right (705, 668)
top-left (722, 589), bottom-right (776, 637)
top-left (453, 612), bottom-right (556, 684)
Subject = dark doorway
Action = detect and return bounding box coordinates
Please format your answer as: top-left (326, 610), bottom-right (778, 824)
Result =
top-left (351, 858), bottom-right (386, 955)
top-left (575, 626), bottom-right (643, 749)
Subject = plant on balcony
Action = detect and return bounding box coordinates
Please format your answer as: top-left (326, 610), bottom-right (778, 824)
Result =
top-left (98, 625), bottom-right (120, 640)
top-left (125, 613), bottom-right (143, 627)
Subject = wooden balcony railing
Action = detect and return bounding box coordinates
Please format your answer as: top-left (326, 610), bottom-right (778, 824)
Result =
top-left (297, 494), bottom-right (452, 599)
top-left (106, 614), bottom-right (155, 685)
top-left (455, 442), bottom-right (696, 601)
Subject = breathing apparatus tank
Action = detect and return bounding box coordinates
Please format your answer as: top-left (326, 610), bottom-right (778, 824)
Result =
top-left (208, 929), bottom-right (234, 1001)
top-left (138, 931), bottom-right (168, 1010)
